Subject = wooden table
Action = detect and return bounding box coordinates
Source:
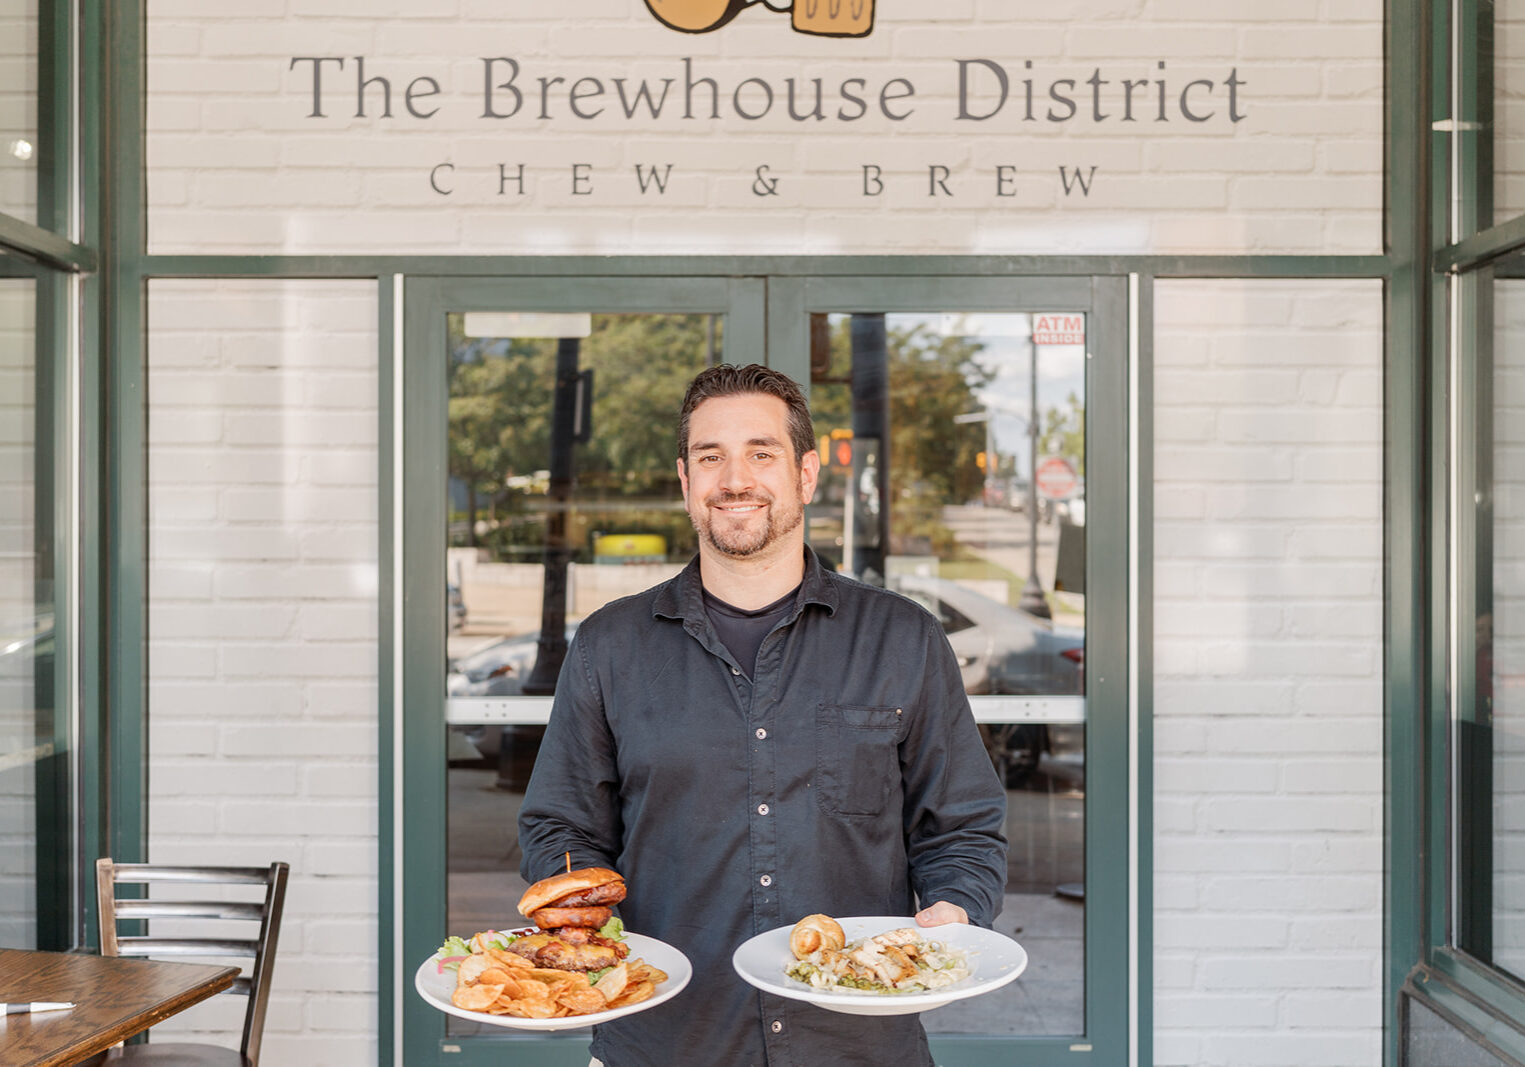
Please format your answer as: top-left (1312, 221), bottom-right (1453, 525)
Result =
top-left (0, 949), bottom-right (239, 1067)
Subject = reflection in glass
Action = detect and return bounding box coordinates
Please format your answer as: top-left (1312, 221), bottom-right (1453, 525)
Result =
top-left (0, 3), bottom-right (39, 224)
top-left (444, 312), bottom-right (716, 1035)
top-left (444, 309), bottom-right (1086, 1037)
top-left (807, 311), bottom-right (1086, 1037)
top-left (805, 312), bottom-right (1086, 697)
top-left (0, 276), bottom-right (45, 947)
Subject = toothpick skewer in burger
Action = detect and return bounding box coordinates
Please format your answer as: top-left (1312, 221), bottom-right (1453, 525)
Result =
top-left (504, 867), bottom-right (632, 973)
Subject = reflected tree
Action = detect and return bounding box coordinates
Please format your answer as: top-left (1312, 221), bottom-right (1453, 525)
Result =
top-left (448, 314), bottom-right (718, 559)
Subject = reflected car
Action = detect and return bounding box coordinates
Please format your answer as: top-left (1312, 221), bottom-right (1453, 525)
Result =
top-left (889, 575), bottom-right (1083, 787)
top-left (889, 575), bottom-right (1082, 697)
top-left (447, 624), bottom-right (580, 699)
top-left (448, 625), bottom-right (579, 768)
top-left (1006, 478), bottom-right (1031, 513)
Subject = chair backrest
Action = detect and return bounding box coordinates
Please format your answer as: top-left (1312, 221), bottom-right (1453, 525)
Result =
top-left (96, 858), bottom-right (289, 1065)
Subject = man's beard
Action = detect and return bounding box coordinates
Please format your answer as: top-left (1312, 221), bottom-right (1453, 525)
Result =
top-left (695, 489), bottom-right (804, 558)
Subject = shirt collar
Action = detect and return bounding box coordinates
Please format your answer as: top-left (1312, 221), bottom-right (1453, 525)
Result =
top-left (653, 545), bottom-right (839, 623)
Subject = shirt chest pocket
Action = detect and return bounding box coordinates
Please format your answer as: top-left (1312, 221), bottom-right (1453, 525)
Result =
top-left (815, 704), bottom-right (903, 817)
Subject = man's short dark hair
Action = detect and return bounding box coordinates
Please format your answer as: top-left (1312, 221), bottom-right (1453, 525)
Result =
top-left (678, 363), bottom-right (816, 467)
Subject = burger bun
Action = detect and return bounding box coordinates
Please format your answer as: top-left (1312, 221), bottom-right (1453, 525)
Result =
top-left (518, 866), bottom-right (625, 917)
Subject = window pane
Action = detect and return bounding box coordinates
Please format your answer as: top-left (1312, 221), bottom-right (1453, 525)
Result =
top-left (0, 0), bottom-right (38, 224)
top-left (805, 312), bottom-right (1085, 699)
top-left (0, 270), bottom-right (47, 947)
top-left (444, 311), bottom-right (716, 1038)
top-left (806, 310), bottom-right (1086, 1037)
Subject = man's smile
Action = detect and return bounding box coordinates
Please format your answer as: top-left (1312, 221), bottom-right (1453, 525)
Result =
top-left (710, 496), bottom-right (768, 514)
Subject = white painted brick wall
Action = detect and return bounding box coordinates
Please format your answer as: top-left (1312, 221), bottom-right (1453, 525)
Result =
top-left (144, 0), bottom-right (1382, 256)
top-left (0, 0), bottom-right (38, 225)
top-left (145, 280), bottom-right (379, 1064)
top-left (1493, 282), bottom-right (1525, 977)
top-left (0, 282), bottom-right (37, 949)
top-left (1496, 16), bottom-right (1525, 221)
top-left (1153, 280), bottom-right (1384, 1067)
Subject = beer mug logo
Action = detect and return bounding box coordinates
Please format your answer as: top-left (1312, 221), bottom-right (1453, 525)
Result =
top-left (643, 0), bottom-right (875, 37)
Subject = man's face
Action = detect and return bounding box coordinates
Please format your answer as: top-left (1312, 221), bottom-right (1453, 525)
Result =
top-left (678, 393), bottom-right (819, 562)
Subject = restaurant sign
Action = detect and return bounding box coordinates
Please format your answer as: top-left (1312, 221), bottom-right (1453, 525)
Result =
top-left (144, 0), bottom-right (1383, 256)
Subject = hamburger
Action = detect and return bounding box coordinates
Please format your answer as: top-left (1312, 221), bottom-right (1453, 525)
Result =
top-left (505, 866), bottom-right (631, 973)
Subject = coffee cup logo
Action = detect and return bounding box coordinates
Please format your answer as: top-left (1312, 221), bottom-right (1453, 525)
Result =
top-left (643, 0), bottom-right (875, 37)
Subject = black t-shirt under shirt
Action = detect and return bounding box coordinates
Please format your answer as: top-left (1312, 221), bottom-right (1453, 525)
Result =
top-left (702, 583), bottom-right (800, 679)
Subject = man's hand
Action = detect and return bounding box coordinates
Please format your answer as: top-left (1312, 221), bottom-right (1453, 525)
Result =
top-left (914, 901), bottom-right (969, 926)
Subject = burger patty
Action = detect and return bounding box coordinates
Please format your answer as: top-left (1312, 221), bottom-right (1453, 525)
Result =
top-left (504, 931), bottom-right (629, 972)
top-left (552, 881), bottom-right (627, 908)
top-left (531, 905), bottom-right (612, 930)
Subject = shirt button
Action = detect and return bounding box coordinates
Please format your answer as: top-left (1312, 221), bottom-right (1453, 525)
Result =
top-left (732, 667), bottom-right (741, 675)
top-left (760, 874), bottom-right (772, 887)
top-left (756, 728), bottom-right (767, 740)
top-left (757, 803), bottom-right (769, 815)
top-left (771, 1020), bottom-right (783, 1034)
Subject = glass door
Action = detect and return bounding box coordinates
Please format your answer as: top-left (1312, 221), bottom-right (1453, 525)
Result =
top-left (770, 276), bottom-right (1129, 1064)
top-left (398, 272), bottom-right (1129, 1066)
top-left (399, 276), bottom-right (766, 1065)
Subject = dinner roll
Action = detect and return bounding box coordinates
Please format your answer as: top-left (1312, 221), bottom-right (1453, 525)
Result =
top-left (790, 913), bottom-right (846, 960)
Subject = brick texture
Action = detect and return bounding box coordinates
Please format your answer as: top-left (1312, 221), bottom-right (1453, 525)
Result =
top-left (1153, 280), bottom-right (1383, 1067)
top-left (144, 280), bottom-right (378, 1059)
top-left (143, 0), bottom-right (1382, 255)
top-left (1493, 282), bottom-right (1525, 978)
top-left (0, 5), bottom-right (39, 226)
top-left (0, 282), bottom-right (37, 949)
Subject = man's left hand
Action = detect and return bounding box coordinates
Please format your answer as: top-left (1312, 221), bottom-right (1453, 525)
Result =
top-left (914, 901), bottom-right (968, 926)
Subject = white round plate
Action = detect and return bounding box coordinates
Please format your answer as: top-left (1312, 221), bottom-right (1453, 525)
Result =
top-left (731, 915), bottom-right (1027, 1017)
top-left (415, 930), bottom-right (692, 1031)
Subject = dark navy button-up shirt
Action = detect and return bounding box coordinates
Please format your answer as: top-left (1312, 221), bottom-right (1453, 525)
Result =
top-left (518, 548), bottom-right (1008, 1067)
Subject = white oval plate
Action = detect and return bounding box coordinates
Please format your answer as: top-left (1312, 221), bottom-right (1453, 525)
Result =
top-left (731, 915), bottom-right (1027, 1017)
top-left (415, 930), bottom-right (692, 1031)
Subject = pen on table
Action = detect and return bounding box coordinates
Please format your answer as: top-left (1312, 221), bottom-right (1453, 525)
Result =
top-left (2, 1002), bottom-right (75, 1015)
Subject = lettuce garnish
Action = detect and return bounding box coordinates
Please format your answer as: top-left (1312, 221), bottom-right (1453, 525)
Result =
top-left (434, 935), bottom-right (472, 972)
top-left (434, 930), bottom-right (520, 972)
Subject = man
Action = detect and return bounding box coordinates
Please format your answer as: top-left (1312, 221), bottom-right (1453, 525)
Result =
top-left (519, 363), bottom-right (1007, 1067)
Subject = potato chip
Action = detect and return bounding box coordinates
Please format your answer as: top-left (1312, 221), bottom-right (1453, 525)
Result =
top-left (477, 966), bottom-right (515, 986)
top-left (505, 996), bottom-right (559, 1019)
top-left (628, 960), bottom-right (668, 985)
top-left (457, 954), bottom-right (494, 985)
top-left (607, 979), bottom-right (655, 1008)
top-left (444, 924), bottom-right (667, 1020)
top-left (452, 982), bottom-right (506, 1011)
top-left (487, 947), bottom-right (533, 971)
top-left (557, 986), bottom-right (609, 1014)
top-left (594, 962), bottom-right (628, 1003)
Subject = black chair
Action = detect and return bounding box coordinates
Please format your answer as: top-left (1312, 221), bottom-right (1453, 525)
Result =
top-left (96, 858), bottom-right (290, 1067)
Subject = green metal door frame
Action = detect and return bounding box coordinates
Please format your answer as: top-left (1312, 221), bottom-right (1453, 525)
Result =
top-left (391, 270), bottom-right (1141, 1066)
